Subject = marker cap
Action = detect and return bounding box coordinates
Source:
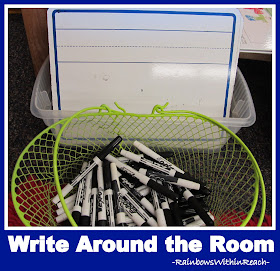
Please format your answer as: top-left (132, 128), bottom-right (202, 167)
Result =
top-left (80, 216), bottom-right (90, 226)
top-left (98, 220), bottom-right (108, 226)
top-left (72, 210), bottom-right (81, 224)
top-left (163, 208), bottom-right (175, 226)
top-left (97, 136), bottom-right (122, 160)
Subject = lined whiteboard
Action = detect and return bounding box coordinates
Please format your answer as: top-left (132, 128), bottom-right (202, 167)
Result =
top-left (48, 9), bottom-right (243, 117)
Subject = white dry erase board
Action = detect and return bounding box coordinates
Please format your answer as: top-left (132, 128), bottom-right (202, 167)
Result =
top-left (47, 8), bottom-right (243, 117)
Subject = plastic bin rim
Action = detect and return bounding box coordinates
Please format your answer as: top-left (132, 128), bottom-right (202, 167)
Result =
top-left (30, 57), bottom-right (256, 128)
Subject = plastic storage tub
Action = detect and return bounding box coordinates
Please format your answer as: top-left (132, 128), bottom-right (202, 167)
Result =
top-left (31, 57), bottom-right (256, 134)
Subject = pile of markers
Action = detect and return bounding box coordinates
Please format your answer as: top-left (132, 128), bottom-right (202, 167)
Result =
top-left (52, 136), bottom-right (215, 227)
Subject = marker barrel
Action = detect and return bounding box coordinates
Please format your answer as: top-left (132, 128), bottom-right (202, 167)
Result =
top-left (164, 182), bottom-right (183, 226)
top-left (104, 189), bottom-right (115, 226)
top-left (56, 209), bottom-right (73, 224)
top-left (121, 150), bottom-right (176, 176)
top-left (90, 188), bottom-right (98, 226)
top-left (56, 201), bottom-right (75, 216)
top-left (133, 140), bottom-right (184, 173)
top-left (135, 185), bottom-right (151, 197)
top-left (56, 193), bottom-right (77, 209)
top-left (139, 168), bottom-right (200, 191)
top-left (120, 197), bottom-right (150, 227)
top-left (120, 188), bottom-right (158, 226)
top-left (52, 183), bottom-right (74, 204)
top-left (151, 189), bottom-right (166, 227)
top-left (120, 181), bottom-right (155, 216)
top-left (72, 162), bottom-right (88, 224)
top-left (80, 169), bottom-right (93, 226)
top-left (97, 163), bottom-right (108, 226)
top-left (157, 190), bottom-right (174, 226)
top-left (183, 189), bottom-right (214, 226)
top-left (110, 163), bottom-right (127, 226)
top-left (103, 161), bottom-right (116, 226)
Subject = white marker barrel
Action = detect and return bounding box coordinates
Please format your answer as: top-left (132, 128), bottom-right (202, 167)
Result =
top-left (120, 188), bottom-right (158, 227)
top-left (97, 163), bottom-right (108, 226)
top-left (80, 169), bottom-right (93, 226)
top-left (151, 189), bottom-right (166, 227)
top-left (56, 193), bottom-right (77, 209)
top-left (55, 208), bottom-right (73, 224)
top-left (133, 140), bottom-right (184, 173)
top-left (56, 201), bottom-right (75, 216)
top-left (110, 163), bottom-right (126, 226)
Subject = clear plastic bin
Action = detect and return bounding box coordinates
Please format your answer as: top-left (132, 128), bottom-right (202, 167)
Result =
top-left (31, 57), bottom-right (256, 134)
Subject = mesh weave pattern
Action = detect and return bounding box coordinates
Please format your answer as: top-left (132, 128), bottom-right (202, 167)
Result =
top-left (12, 109), bottom-right (262, 226)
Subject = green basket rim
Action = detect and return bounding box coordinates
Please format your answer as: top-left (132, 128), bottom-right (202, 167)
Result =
top-left (11, 119), bottom-right (67, 226)
top-left (52, 106), bottom-right (266, 227)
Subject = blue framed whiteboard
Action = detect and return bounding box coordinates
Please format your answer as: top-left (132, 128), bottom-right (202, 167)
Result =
top-left (48, 8), bottom-right (243, 117)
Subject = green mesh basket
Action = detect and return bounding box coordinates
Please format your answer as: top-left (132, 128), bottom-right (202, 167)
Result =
top-left (12, 104), bottom-right (266, 227)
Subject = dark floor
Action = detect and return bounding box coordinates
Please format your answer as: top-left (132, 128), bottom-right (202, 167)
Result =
top-left (8, 14), bottom-right (272, 218)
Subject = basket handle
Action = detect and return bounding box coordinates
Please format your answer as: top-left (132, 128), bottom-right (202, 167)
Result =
top-left (97, 103), bottom-right (126, 113)
top-left (151, 103), bottom-right (170, 114)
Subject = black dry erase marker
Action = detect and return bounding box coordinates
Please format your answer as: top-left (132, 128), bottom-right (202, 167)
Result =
top-left (80, 168), bottom-right (93, 226)
top-left (72, 162), bottom-right (88, 224)
top-left (182, 188), bottom-right (214, 226)
top-left (133, 141), bottom-right (184, 173)
top-left (155, 180), bottom-right (175, 226)
top-left (121, 150), bottom-right (176, 176)
top-left (97, 163), bottom-right (108, 226)
top-left (138, 168), bottom-right (200, 191)
top-left (106, 154), bottom-right (179, 201)
top-left (90, 168), bottom-right (98, 226)
top-left (103, 161), bottom-right (116, 227)
top-left (110, 163), bottom-right (127, 226)
top-left (119, 182), bottom-right (155, 219)
top-left (151, 188), bottom-right (166, 226)
top-left (119, 187), bottom-right (158, 226)
top-left (163, 182), bottom-right (183, 226)
top-left (119, 196), bottom-right (150, 226)
top-left (52, 136), bottom-right (122, 204)
top-left (120, 181), bottom-right (155, 216)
